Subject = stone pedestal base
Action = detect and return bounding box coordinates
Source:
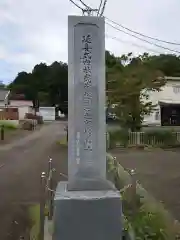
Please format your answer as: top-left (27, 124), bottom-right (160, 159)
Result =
top-left (53, 182), bottom-right (122, 240)
top-left (68, 176), bottom-right (116, 191)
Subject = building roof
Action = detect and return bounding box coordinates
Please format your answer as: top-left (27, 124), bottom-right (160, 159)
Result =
top-left (0, 89), bottom-right (10, 101)
top-left (164, 76), bottom-right (180, 81)
top-left (9, 93), bottom-right (26, 100)
top-left (159, 100), bottom-right (180, 105)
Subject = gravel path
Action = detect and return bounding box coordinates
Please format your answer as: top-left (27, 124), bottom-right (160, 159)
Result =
top-left (0, 121), bottom-right (67, 239)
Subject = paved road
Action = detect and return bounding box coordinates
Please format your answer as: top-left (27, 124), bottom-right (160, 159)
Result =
top-left (0, 122), bottom-right (67, 239)
top-left (111, 149), bottom-right (180, 221)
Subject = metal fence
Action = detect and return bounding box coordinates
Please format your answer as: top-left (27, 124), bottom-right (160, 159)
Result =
top-left (107, 131), bottom-right (180, 147)
top-left (128, 132), bottom-right (180, 145)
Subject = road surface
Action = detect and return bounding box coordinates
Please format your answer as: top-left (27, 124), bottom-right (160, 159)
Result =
top-left (0, 122), bottom-right (67, 239)
top-left (111, 149), bottom-right (180, 221)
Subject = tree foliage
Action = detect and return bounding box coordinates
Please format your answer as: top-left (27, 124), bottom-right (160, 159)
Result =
top-left (7, 51), bottom-right (180, 123)
top-left (106, 52), bottom-right (165, 131)
top-left (8, 62), bottom-right (68, 113)
top-left (146, 54), bottom-right (180, 77)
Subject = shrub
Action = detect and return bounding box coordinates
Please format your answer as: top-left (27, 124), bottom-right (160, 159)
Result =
top-left (106, 154), bottom-right (179, 239)
top-left (108, 129), bottom-right (179, 148)
top-left (109, 129), bottom-right (129, 148)
top-left (0, 121), bottom-right (18, 130)
top-left (130, 206), bottom-right (167, 239)
top-left (144, 130), bottom-right (177, 146)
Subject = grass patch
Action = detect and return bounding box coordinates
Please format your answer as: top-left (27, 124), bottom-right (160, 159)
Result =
top-left (56, 136), bottom-right (67, 146)
top-left (0, 120), bottom-right (18, 130)
top-left (28, 204), bottom-right (40, 240)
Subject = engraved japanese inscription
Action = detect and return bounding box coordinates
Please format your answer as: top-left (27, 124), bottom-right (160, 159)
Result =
top-left (81, 34), bottom-right (93, 153)
top-left (74, 24), bottom-right (99, 176)
top-left (68, 16), bottom-right (106, 187)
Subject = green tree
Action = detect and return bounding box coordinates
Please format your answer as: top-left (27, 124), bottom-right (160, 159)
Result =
top-left (8, 61), bottom-right (68, 113)
top-left (9, 51), bottom-right (179, 119)
top-left (47, 61), bottom-right (68, 110)
top-left (107, 53), bottom-right (165, 131)
top-left (147, 54), bottom-right (180, 77)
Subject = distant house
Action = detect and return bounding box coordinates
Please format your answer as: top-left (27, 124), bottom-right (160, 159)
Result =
top-left (9, 100), bottom-right (33, 120)
top-left (0, 89), bottom-right (18, 120)
top-left (0, 91), bottom-right (34, 120)
top-left (107, 76), bottom-right (180, 127)
top-left (0, 89), bottom-right (10, 107)
top-left (9, 94), bottom-right (34, 120)
top-left (144, 76), bottom-right (180, 126)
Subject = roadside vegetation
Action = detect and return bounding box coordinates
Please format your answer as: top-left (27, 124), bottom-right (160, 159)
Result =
top-left (107, 154), bottom-right (180, 239)
top-left (108, 129), bottom-right (180, 149)
top-left (0, 120), bottom-right (18, 130)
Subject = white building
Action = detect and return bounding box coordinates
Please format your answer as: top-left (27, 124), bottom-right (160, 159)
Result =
top-left (9, 99), bottom-right (34, 120)
top-left (144, 76), bottom-right (180, 126)
top-left (38, 107), bottom-right (56, 121)
top-left (0, 89), bottom-right (10, 107)
top-left (0, 90), bottom-right (34, 121)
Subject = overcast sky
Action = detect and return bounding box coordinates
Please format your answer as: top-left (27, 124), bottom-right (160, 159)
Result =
top-left (1, 0), bottom-right (180, 83)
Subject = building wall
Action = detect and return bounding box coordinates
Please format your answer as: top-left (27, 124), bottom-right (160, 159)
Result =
top-left (9, 100), bottom-right (33, 107)
top-left (0, 101), bottom-right (5, 107)
top-left (0, 107), bottom-right (19, 120)
top-left (9, 100), bottom-right (33, 120)
top-left (18, 106), bottom-right (30, 119)
top-left (39, 107), bottom-right (55, 121)
top-left (143, 80), bottom-right (180, 125)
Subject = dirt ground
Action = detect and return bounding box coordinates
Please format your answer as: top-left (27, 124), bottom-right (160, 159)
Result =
top-left (111, 148), bottom-right (180, 221)
top-left (0, 121), bottom-right (67, 239)
top-left (0, 124), bottom-right (44, 146)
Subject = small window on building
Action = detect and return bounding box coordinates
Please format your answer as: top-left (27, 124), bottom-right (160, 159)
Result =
top-left (155, 111), bottom-right (160, 120)
top-left (173, 86), bottom-right (180, 94)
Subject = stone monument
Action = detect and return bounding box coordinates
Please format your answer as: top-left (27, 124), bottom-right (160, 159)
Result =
top-left (53, 16), bottom-right (122, 240)
top-left (67, 15), bottom-right (113, 191)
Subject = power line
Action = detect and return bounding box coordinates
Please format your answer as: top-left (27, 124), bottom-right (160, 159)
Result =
top-left (78, 0), bottom-right (91, 9)
top-left (105, 17), bottom-right (180, 46)
top-left (105, 34), bottom-right (163, 55)
top-left (69, 0), bottom-right (83, 10)
top-left (77, 0), bottom-right (98, 15)
top-left (106, 21), bottom-right (180, 54)
top-left (100, 0), bottom-right (108, 17)
top-left (97, 0), bottom-right (103, 16)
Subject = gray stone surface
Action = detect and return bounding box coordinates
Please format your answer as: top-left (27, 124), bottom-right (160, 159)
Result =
top-left (44, 217), bottom-right (52, 240)
top-left (52, 15), bottom-right (123, 240)
top-left (53, 182), bottom-right (122, 240)
top-left (68, 16), bottom-right (106, 190)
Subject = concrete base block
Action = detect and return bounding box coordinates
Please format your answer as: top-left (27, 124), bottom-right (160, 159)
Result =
top-left (68, 176), bottom-right (116, 191)
top-left (53, 182), bottom-right (122, 240)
